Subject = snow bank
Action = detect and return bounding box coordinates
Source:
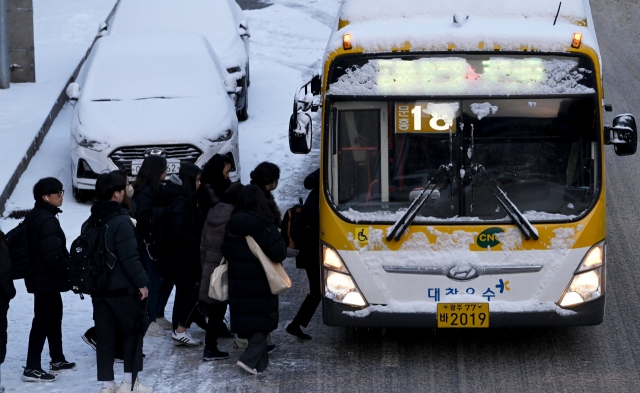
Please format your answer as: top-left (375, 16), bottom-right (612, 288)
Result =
top-left (328, 57), bottom-right (594, 96)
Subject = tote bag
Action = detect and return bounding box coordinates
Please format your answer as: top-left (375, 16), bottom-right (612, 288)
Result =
top-left (208, 258), bottom-right (229, 301)
top-left (245, 236), bottom-right (292, 295)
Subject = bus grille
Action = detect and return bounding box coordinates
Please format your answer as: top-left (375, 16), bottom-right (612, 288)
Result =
top-left (109, 144), bottom-right (202, 175)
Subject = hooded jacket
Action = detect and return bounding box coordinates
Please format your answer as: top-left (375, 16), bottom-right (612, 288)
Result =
top-left (221, 210), bottom-right (287, 334)
top-left (161, 175), bottom-right (203, 279)
top-left (199, 202), bottom-right (234, 304)
top-left (85, 200), bottom-right (148, 296)
top-left (24, 201), bottom-right (71, 294)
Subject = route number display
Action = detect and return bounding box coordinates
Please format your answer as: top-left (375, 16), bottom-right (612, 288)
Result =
top-left (395, 102), bottom-right (459, 133)
top-left (437, 303), bottom-right (489, 328)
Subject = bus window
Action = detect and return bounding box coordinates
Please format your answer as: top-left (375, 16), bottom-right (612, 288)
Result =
top-left (337, 109), bottom-right (381, 206)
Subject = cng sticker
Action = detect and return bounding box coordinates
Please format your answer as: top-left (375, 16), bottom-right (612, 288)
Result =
top-left (355, 227), bottom-right (369, 244)
top-left (477, 228), bottom-right (504, 249)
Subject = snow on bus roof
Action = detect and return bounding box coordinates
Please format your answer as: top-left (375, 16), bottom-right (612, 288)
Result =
top-left (330, 0), bottom-right (599, 55)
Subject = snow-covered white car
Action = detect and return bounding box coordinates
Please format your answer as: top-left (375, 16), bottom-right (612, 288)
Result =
top-left (104, 0), bottom-right (251, 120)
top-left (67, 31), bottom-right (240, 200)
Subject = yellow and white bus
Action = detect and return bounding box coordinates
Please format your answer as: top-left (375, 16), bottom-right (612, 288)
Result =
top-left (289, 0), bottom-right (637, 327)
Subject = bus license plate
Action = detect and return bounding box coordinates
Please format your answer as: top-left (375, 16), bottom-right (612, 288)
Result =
top-left (437, 303), bottom-right (489, 328)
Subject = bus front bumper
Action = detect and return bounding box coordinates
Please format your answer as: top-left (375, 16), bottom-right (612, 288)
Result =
top-left (322, 295), bottom-right (605, 328)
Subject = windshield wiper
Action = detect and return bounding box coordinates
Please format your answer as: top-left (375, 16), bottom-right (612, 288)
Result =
top-left (92, 99), bottom-right (121, 102)
top-left (387, 164), bottom-right (451, 242)
top-left (134, 96), bottom-right (177, 100)
top-left (473, 165), bottom-right (539, 241)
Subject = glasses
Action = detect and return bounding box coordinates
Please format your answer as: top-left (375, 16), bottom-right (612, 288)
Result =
top-left (56, 190), bottom-right (64, 197)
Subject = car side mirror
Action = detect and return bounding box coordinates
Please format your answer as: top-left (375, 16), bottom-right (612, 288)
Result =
top-left (605, 114), bottom-right (638, 156)
top-left (66, 82), bottom-right (81, 101)
top-left (289, 112), bottom-right (312, 154)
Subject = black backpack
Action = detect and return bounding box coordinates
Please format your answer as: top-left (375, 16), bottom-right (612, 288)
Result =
top-left (280, 198), bottom-right (305, 249)
top-left (145, 204), bottom-right (170, 261)
top-left (4, 217), bottom-right (33, 280)
top-left (67, 212), bottom-right (121, 298)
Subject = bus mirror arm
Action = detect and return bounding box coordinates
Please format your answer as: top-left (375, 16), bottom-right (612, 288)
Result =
top-left (604, 114), bottom-right (638, 156)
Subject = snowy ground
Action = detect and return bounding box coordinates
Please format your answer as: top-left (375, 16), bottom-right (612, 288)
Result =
top-left (0, 0), bottom-right (339, 391)
top-left (0, 0), bottom-right (119, 206)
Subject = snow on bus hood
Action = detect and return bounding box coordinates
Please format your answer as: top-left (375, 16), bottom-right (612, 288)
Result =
top-left (73, 95), bottom-right (236, 146)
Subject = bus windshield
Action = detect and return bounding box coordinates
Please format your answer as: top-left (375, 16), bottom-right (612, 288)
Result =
top-left (329, 96), bottom-right (600, 223)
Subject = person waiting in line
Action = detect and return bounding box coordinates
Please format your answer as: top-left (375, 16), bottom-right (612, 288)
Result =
top-left (87, 172), bottom-right (151, 393)
top-left (161, 163), bottom-right (205, 346)
top-left (22, 177), bottom-right (75, 382)
top-left (249, 162), bottom-right (282, 226)
top-left (0, 230), bottom-right (16, 392)
top-left (199, 183), bottom-right (244, 361)
top-left (286, 169), bottom-right (321, 340)
top-left (198, 153), bottom-right (234, 216)
top-left (222, 185), bottom-right (287, 375)
top-left (131, 155), bottom-right (171, 336)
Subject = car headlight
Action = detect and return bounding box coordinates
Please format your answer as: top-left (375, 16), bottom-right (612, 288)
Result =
top-left (323, 245), bottom-right (368, 307)
top-left (559, 241), bottom-right (605, 308)
top-left (205, 130), bottom-right (234, 145)
top-left (73, 133), bottom-right (109, 152)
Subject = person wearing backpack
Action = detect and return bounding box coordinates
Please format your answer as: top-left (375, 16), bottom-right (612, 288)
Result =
top-left (286, 169), bottom-right (321, 340)
top-left (0, 231), bottom-right (16, 392)
top-left (161, 164), bottom-right (205, 347)
top-left (222, 185), bottom-right (288, 375)
top-left (199, 183), bottom-right (244, 362)
top-left (87, 172), bottom-right (152, 393)
top-left (131, 155), bottom-right (170, 337)
top-left (22, 177), bottom-right (75, 383)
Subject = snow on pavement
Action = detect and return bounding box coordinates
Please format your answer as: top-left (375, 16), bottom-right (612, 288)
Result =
top-left (0, 0), bottom-right (339, 391)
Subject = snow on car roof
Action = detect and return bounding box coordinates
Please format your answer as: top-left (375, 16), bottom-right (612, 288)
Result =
top-left (330, 0), bottom-right (598, 55)
top-left (82, 32), bottom-right (226, 102)
top-left (108, 0), bottom-right (247, 70)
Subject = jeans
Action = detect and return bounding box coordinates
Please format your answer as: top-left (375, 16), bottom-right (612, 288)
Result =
top-left (156, 271), bottom-right (174, 320)
top-left (26, 293), bottom-right (65, 370)
top-left (172, 276), bottom-right (199, 331)
top-left (92, 294), bottom-right (142, 382)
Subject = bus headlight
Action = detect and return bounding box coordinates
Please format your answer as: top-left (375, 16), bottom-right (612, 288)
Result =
top-left (559, 241), bottom-right (605, 308)
top-left (323, 245), bottom-right (368, 307)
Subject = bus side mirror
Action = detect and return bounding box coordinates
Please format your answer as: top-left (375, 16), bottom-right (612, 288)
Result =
top-left (605, 114), bottom-right (637, 156)
top-left (289, 112), bottom-right (312, 154)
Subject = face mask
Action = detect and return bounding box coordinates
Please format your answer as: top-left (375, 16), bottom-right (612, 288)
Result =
top-left (126, 184), bottom-right (134, 198)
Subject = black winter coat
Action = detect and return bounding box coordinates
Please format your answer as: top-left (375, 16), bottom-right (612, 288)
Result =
top-left (0, 232), bottom-right (16, 301)
top-left (85, 201), bottom-right (148, 296)
top-left (24, 201), bottom-right (71, 294)
top-left (161, 180), bottom-right (203, 279)
top-left (222, 210), bottom-right (287, 334)
top-left (199, 202), bottom-right (233, 304)
top-left (132, 185), bottom-right (161, 243)
top-left (296, 169), bottom-right (320, 269)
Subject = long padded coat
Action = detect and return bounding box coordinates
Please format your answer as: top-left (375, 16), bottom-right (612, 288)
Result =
top-left (199, 202), bottom-right (234, 304)
top-left (221, 210), bottom-right (287, 334)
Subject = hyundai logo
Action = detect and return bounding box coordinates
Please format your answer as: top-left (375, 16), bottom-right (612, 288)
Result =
top-left (144, 148), bottom-right (167, 158)
top-left (446, 264), bottom-right (479, 281)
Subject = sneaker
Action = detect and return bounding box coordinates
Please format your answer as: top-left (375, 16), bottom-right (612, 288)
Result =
top-left (101, 383), bottom-right (117, 393)
top-left (267, 344), bottom-right (277, 354)
top-left (117, 379), bottom-right (153, 393)
top-left (155, 317), bottom-right (172, 330)
top-left (115, 354), bottom-right (146, 364)
top-left (82, 333), bottom-right (97, 351)
top-left (145, 322), bottom-right (166, 337)
top-left (202, 348), bottom-right (230, 361)
top-left (49, 361), bottom-right (76, 374)
top-left (172, 330), bottom-right (202, 347)
top-left (236, 360), bottom-right (257, 375)
top-left (286, 324), bottom-right (312, 340)
top-left (22, 368), bottom-right (56, 382)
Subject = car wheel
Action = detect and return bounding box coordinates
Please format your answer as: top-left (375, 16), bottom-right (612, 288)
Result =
top-left (237, 78), bottom-right (249, 121)
top-left (73, 186), bottom-right (93, 203)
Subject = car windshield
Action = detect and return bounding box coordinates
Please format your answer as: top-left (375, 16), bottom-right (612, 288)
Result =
top-left (328, 97), bottom-right (600, 223)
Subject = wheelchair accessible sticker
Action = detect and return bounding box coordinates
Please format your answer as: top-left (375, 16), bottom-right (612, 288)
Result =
top-left (355, 227), bottom-right (369, 244)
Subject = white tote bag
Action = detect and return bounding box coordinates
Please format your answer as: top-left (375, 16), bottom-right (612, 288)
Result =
top-left (245, 236), bottom-right (292, 295)
top-left (208, 258), bottom-right (229, 301)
